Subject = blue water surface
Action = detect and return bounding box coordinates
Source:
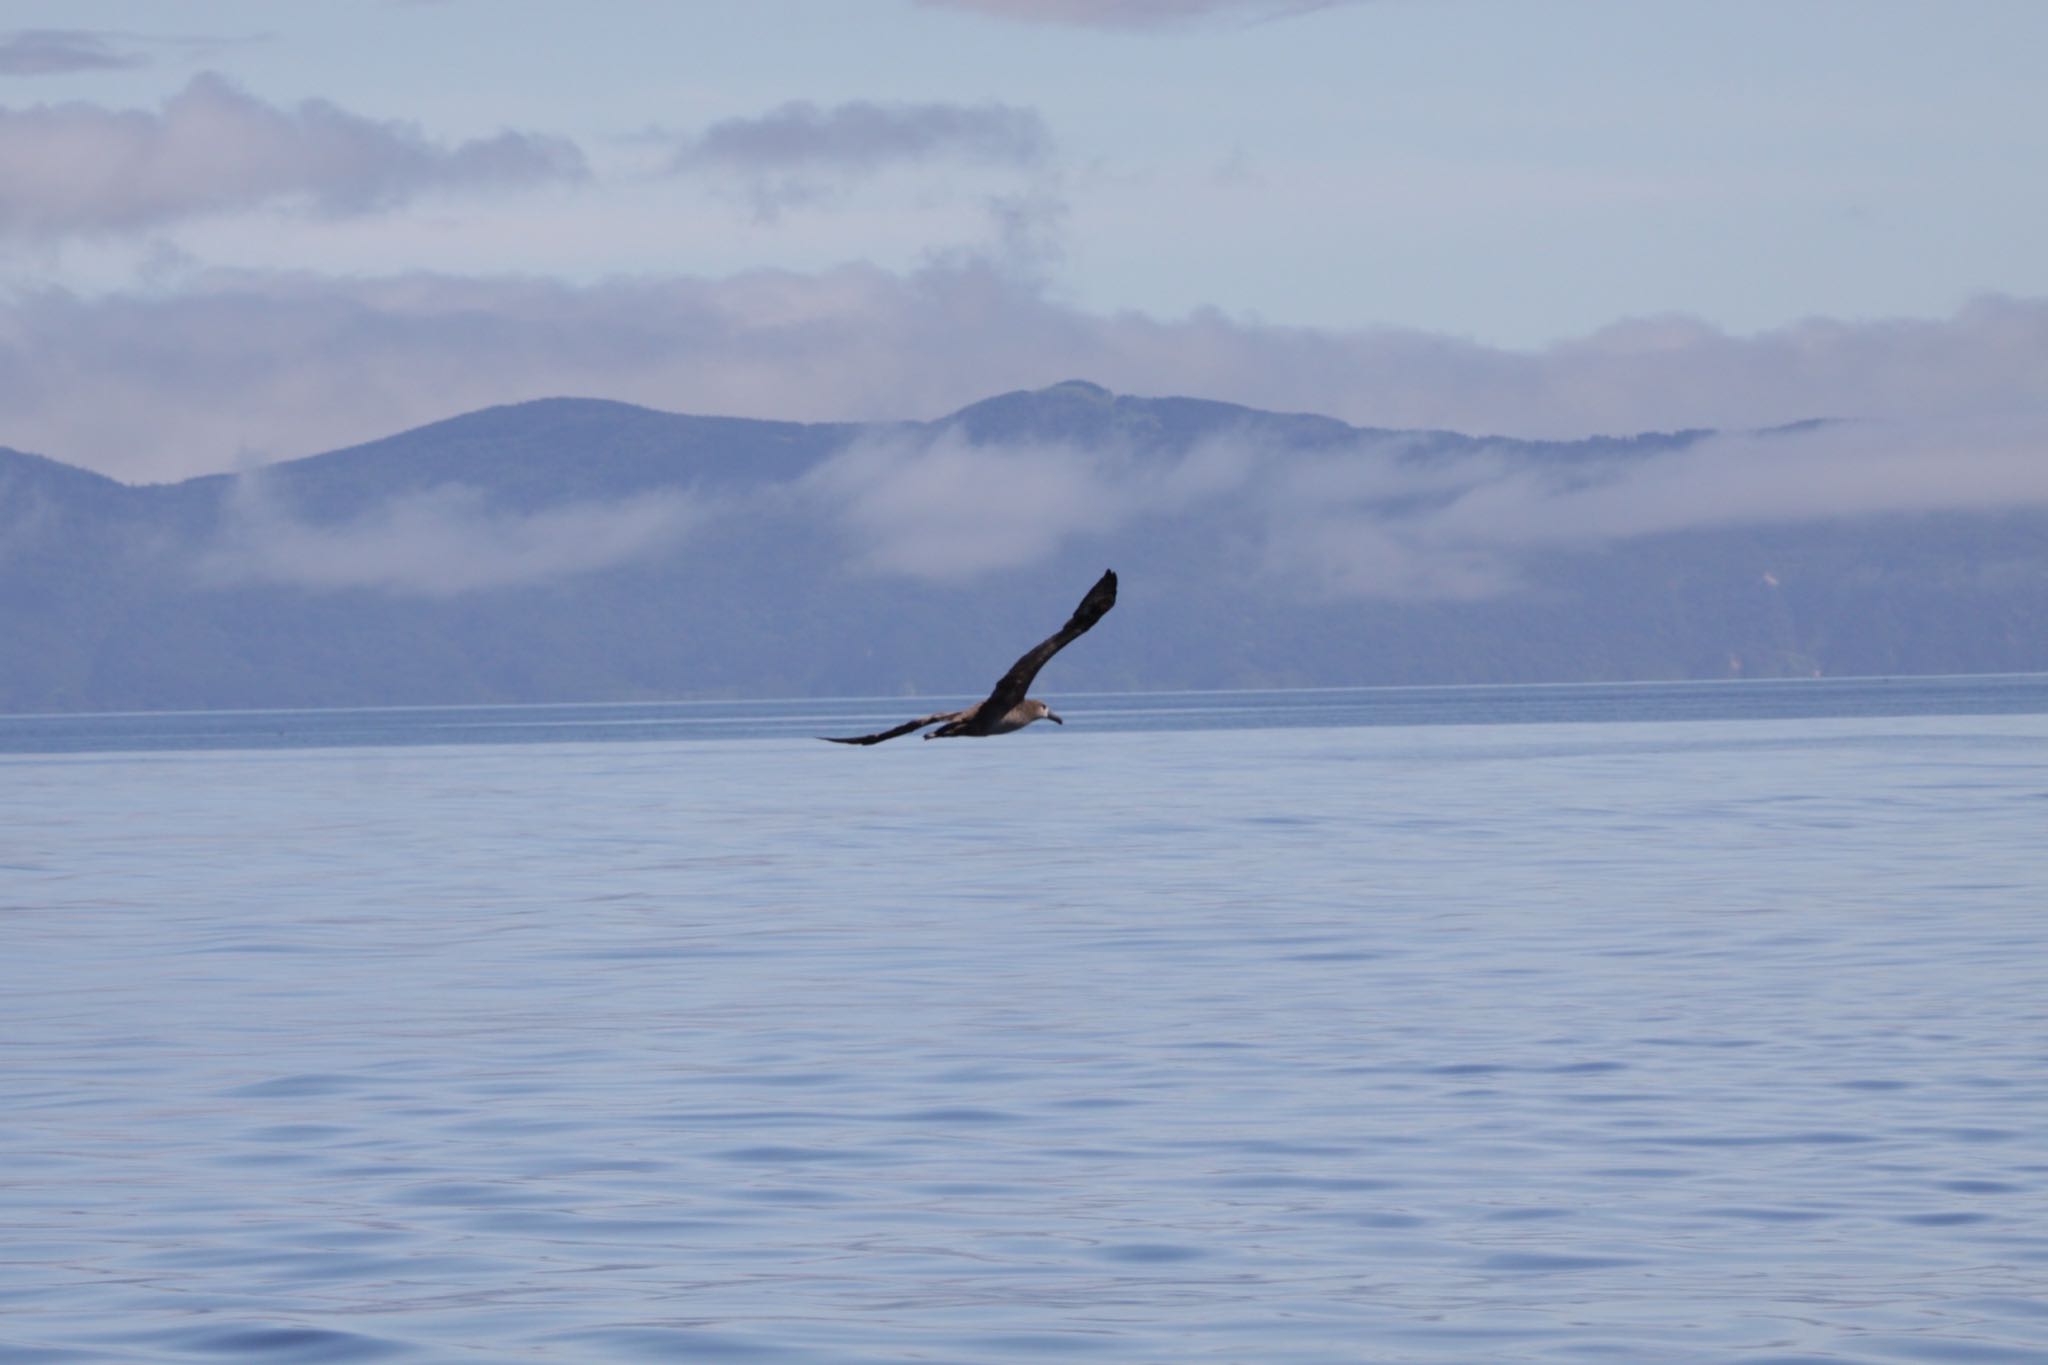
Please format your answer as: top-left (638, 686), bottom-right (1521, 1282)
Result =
top-left (4, 678), bottom-right (2047, 1361)
top-left (6, 672), bottom-right (2048, 754)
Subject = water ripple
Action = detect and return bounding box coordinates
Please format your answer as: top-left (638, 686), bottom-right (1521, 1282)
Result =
top-left (4, 708), bottom-right (2047, 1360)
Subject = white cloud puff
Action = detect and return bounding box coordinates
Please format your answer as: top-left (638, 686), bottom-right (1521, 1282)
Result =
top-left (0, 73), bottom-right (585, 238)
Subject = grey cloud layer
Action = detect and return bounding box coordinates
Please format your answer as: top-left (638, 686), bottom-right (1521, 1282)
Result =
top-left (4, 264), bottom-right (2043, 486)
top-left (0, 73), bottom-right (585, 237)
top-left (677, 100), bottom-right (1047, 175)
top-left (916, 0), bottom-right (1352, 29)
top-left (672, 99), bottom-right (1050, 219)
top-left (0, 29), bottom-right (145, 76)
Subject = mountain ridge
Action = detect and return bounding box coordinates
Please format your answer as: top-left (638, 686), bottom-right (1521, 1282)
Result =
top-left (3, 383), bottom-right (2043, 712)
top-left (8, 383), bottom-right (1736, 490)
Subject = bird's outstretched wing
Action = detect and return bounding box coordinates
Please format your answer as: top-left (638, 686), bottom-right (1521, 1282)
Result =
top-left (958, 569), bottom-right (1117, 734)
top-left (821, 710), bottom-right (963, 746)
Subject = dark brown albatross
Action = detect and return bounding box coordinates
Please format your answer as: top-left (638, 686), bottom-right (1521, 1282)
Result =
top-left (823, 569), bottom-right (1117, 745)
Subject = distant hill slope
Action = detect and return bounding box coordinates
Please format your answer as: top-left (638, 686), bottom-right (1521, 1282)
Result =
top-left (3, 382), bottom-right (2044, 712)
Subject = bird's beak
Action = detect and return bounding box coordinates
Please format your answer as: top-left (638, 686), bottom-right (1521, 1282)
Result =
top-left (1047, 711), bottom-right (1064, 725)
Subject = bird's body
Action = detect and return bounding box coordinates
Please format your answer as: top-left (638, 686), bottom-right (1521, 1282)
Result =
top-left (961, 698), bottom-right (1059, 736)
top-left (933, 698), bottom-right (1058, 738)
top-left (823, 571), bottom-right (1116, 746)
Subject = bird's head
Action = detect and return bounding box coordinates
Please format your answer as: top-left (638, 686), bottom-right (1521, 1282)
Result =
top-left (1027, 698), bottom-right (1062, 726)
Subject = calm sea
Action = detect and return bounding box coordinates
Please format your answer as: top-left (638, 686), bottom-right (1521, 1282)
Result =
top-left (4, 678), bottom-right (2046, 1363)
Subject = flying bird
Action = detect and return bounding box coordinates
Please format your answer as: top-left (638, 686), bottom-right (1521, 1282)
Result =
top-left (823, 569), bottom-right (1117, 745)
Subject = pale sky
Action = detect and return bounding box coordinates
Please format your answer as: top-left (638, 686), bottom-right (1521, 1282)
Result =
top-left (2, 0), bottom-right (2046, 480)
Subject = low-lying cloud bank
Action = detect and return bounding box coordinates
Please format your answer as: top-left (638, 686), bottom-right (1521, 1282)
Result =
top-left (802, 430), bottom-right (1132, 579)
top-left (801, 415), bottom-right (2048, 600)
top-left (115, 384), bottom-right (2048, 604)
top-left (3, 263), bottom-right (2042, 486)
top-left (1268, 417), bottom-right (2048, 600)
top-left (200, 481), bottom-right (698, 597)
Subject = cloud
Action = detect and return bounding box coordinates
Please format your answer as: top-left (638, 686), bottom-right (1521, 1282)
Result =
top-left (916, 0), bottom-right (1356, 29)
top-left (1259, 416), bottom-right (2048, 599)
top-left (795, 422), bottom-right (1518, 591)
top-left (679, 100), bottom-right (1048, 175)
top-left (199, 480), bottom-right (698, 596)
top-left (794, 425), bottom-right (1538, 595)
top-left (796, 408), bottom-right (2048, 599)
top-left (671, 99), bottom-right (1049, 218)
top-left (800, 430), bottom-right (1130, 577)
top-left (11, 257), bottom-right (2037, 602)
top-left (1430, 418), bottom-right (2048, 547)
top-left (2, 263), bottom-right (2045, 491)
top-left (0, 29), bottom-right (146, 76)
top-left (0, 73), bottom-right (586, 238)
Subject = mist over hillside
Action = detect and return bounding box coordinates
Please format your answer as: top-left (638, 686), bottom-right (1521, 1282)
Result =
top-left (4, 381), bottom-right (2044, 713)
